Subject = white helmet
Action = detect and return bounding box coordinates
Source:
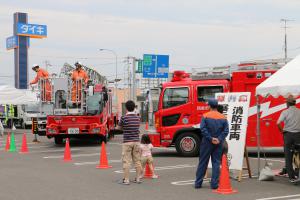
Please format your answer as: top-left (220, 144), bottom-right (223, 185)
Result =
top-left (75, 61), bottom-right (83, 67)
top-left (32, 64), bottom-right (39, 70)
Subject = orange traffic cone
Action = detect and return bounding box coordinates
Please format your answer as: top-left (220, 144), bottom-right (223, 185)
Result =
top-left (19, 133), bottom-right (29, 154)
top-left (96, 141), bottom-right (112, 169)
top-left (213, 154), bottom-right (237, 195)
top-left (5, 133), bottom-right (10, 151)
top-left (63, 138), bottom-right (72, 162)
top-left (144, 163), bottom-right (153, 178)
top-left (145, 122), bottom-right (149, 130)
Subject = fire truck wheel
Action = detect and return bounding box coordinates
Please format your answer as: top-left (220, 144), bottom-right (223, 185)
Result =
top-left (54, 136), bottom-right (63, 145)
top-left (175, 132), bottom-right (200, 157)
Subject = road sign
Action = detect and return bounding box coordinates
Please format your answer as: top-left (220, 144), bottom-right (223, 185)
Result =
top-left (17, 23), bottom-right (47, 38)
top-left (137, 60), bottom-right (143, 73)
top-left (142, 54), bottom-right (169, 78)
top-left (6, 36), bottom-right (18, 50)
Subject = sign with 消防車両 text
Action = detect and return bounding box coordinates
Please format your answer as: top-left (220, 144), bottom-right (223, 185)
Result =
top-left (17, 23), bottom-right (47, 38)
top-left (6, 36), bottom-right (18, 50)
top-left (215, 92), bottom-right (251, 170)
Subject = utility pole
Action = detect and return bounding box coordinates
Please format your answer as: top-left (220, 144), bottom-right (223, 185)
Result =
top-left (125, 56), bottom-right (137, 102)
top-left (126, 56), bottom-right (131, 100)
top-left (281, 19), bottom-right (293, 64)
top-left (44, 60), bottom-right (51, 71)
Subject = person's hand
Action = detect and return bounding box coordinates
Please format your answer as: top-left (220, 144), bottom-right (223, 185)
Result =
top-left (212, 137), bottom-right (220, 145)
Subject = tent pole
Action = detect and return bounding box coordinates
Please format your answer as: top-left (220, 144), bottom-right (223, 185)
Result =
top-left (256, 95), bottom-right (261, 177)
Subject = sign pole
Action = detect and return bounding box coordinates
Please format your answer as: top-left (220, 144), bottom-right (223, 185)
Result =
top-left (237, 146), bottom-right (252, 182)
top-left (132, 57), bottom-right (137, 103)
top-left (256, 95), bottom-right (261, 177)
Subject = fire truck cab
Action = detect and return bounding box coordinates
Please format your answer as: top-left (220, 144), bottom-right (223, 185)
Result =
top-left (36, 64), bottom-right (115, 144)
top-left (150, 60), bottom-right (292, 156)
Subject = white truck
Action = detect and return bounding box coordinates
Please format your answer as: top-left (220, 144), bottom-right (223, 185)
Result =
top-left (0, 104), bottom-right (46, 129)
top-left (21, 104), bottom-right (47, 129)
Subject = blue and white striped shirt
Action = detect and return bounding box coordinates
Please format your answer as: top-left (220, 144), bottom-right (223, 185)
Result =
top-left (118, 112), bottom-right (140, 143)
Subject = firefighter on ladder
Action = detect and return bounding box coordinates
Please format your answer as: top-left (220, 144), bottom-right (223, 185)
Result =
top-left (30, 64), bottom-right (52, 102)
top-left (71, 62), bottom-right (89, 106)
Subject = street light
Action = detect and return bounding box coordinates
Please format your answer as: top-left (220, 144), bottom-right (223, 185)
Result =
top-left (99, 48), bottom-right (119, 116)
top-left (99, 49), bottom-right (118, 82)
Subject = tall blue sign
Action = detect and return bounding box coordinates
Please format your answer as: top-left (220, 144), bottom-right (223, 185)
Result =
top-left (7, 12), bottom-right (47, 89)
top-left (142, 54), bottom-right (169, 78)
top-left (14, 12), bottom-right (28, 89)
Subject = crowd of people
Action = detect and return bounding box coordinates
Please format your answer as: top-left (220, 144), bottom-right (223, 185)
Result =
top-left (117, 97), bottom-right (300, 187)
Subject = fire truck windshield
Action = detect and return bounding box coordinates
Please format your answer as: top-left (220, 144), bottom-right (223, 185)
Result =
top-left (163, 87), bottom-right (189, 109)
top-left (86, 93), bottom-right (104, 115)
top-left (197, 86), bottom-right (223, 102)
top-left (24, 104), bottom-right (39, 113)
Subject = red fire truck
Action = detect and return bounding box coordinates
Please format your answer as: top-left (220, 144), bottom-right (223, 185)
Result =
top-left (149, 60), bottom-right (299, 156)
top-left (36, 64), bottom-right (116, 144)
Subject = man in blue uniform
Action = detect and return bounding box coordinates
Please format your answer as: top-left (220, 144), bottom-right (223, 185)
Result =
top-left (195, 99), bottom-right (229, 189)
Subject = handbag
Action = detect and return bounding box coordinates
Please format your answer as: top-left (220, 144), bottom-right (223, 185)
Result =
top-left (259, 161), bottom-right (275, 181)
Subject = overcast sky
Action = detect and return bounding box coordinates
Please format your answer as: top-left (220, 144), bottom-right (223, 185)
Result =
top-left (1, 0), bottom-right (300, 86)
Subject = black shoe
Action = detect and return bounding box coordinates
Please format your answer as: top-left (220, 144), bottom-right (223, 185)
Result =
top-left (211, 186), bottom-right (218, 190)
top-left (195, 185), bottom-right (202, 189)
top-left (278, 168), bottom-right (287, 176)
top-left (289, 178), bottom-right (299, 184)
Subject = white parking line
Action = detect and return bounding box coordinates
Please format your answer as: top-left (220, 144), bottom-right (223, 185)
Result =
top-left (15, 142), bottom-right (44, 145)
top-left (108, 142), bottom-right (122, 145)
top-left (27, 145), bottom-right (55, 149)
top-left (171, 174), bottom-right (258, 186)
top-left (250, 157), bottom-right (285, 163)
top-left (43, 152), bottom-right (106, 159)
top-left (114, 164), bottom-right (196, 174)
top-left (153, 147), bottom-right (176, 151)
top-left (74, 159), bottom-right (121, 166)
top-left (30, 148), bottom-right (81, 153)
top-left (256, 194), bottom-right (300, 200)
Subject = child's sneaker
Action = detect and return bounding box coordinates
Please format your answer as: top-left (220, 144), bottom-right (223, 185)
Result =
top-left (133, 178), bottom-right (142, 184)
top-left (152, 175), bottom-right (159, 179)
top-left (118, 179), bottom-right (130, 185)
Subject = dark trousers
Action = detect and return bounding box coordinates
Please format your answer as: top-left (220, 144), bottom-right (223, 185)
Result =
top-left (283, 132), bottom-right (300, 179)
top-left (195, 139), bottom-right (223, 188)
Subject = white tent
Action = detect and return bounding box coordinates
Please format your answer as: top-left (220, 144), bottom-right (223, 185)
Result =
top-left (255, 55), bottom-right (300, 176)
top-left (256, 55), bottom-right (300, 97)
top-left (0, 85), bottom-right (38, 105)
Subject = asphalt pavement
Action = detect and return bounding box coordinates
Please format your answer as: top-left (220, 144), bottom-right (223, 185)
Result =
top-left (0, 129), bottom-right (299, 200)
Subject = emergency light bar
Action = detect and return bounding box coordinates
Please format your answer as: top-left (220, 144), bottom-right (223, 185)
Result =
top-left (191, 66), bottom-right (233, 80)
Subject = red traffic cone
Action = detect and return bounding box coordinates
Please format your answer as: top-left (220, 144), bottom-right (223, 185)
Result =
top-left (144, 163), bottom-right (153, 178)
top-left (63, 139), bottom-right (72, 162)
top-left (19, 133), bottom-right (29, 154)
top-left (213, 154), bottom-right (237, 195)
top-left (145, 122), bottom-right (149, 130)
top-left (96, 141), bottom-right (112, 169)
top-left (5, 133), bottom-right (10, 151)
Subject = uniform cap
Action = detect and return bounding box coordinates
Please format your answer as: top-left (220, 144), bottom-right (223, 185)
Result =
top-left (208, 99), bottom-right (218, 107)
top-left (32, 64), bottom-right (39, 70)
top-left (286, 96), bottom-right (296, 104)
